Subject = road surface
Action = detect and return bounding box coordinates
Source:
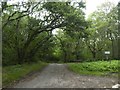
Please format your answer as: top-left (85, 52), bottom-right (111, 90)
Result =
top-left (13, 64), bottom-right (118, 88)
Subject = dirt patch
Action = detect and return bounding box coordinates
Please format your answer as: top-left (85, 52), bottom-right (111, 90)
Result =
top-left (11, 63), bottom-right (118, 88)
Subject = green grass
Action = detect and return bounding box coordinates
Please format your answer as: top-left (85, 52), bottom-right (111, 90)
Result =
top-left (68, 60), bottom-right (120, 77)
top-left (3, 61), bottom-right (48, 87)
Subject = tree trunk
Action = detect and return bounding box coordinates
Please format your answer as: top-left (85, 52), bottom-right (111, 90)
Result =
top-left (92, 39), bottom-right (96, 60)
top-left (92, 51), bottom-right (96, 60)
top-left (118, 2), bottom-right (120, 59)
top-left (64, 50), bottom-right (67, 63)
top-left (111, 40), bottom-right (114, 59)
top-left (118, 39), bottom-right (120, 59)
top-left (75, 51), bottom-right (79, 60)
top-left (75, 38), bottom-right (80, 60)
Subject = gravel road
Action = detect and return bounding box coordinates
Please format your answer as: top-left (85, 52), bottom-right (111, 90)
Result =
top-left (13, 63), bottom-right (118, 88)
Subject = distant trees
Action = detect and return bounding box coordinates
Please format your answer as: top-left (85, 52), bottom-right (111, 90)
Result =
top-left (2, 1), bottom-right (119, 66)
top-left (2, 1), bottom-right (87, 65)
top-left (118, 2), bottom-right (120, 59)
top-left (86, 1), bottom-right (119, 60)
top-left (55, 1), bottom-right (119, 61)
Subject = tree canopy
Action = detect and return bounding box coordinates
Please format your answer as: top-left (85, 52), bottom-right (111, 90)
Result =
top-left (2, 1), bottom-right (119, 66)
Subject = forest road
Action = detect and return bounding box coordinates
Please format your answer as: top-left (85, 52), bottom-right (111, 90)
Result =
top-left (13, 63), bottom-right (118, 88)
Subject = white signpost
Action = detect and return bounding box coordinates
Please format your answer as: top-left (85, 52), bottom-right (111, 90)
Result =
top-left (105, 51), bottom-right (110, 60)
top-left (105, 51), bottom-right (110, 54)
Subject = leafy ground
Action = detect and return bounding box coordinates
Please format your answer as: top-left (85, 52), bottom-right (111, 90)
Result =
top-left (68, 60), bottom-right (120, 77)
top-left (2, 61), bottom-right (48, 87)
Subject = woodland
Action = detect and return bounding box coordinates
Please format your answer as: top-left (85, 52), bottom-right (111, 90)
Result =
top-left (1, 1), bottom-right (120, 66)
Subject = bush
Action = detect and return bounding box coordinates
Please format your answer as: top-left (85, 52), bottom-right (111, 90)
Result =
top-left (68, 60), bottom-right (119, 76)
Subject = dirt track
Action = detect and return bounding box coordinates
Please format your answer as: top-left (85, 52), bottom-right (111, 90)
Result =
top-left (13, 63), bottom-right (118, 88)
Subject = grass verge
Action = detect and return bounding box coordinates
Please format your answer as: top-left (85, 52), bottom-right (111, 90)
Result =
top-left (2, 61), bottom-right (48, 87)
top-left (67, 60), bottom-right (120, 77)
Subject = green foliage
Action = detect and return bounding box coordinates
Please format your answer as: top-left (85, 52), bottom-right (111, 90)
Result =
top-left (68, 60), bottom-right (119, 76)
top-left (2, 61), bottom-right (48, 87)
top-left (86, 1), bottom-right (118, 59)
top-left (2, 1), bottom-right (87, 65)
top-left (2, 1), bottom-right (119, 66)
top-left (118, 2), bottom-right (120, 59)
